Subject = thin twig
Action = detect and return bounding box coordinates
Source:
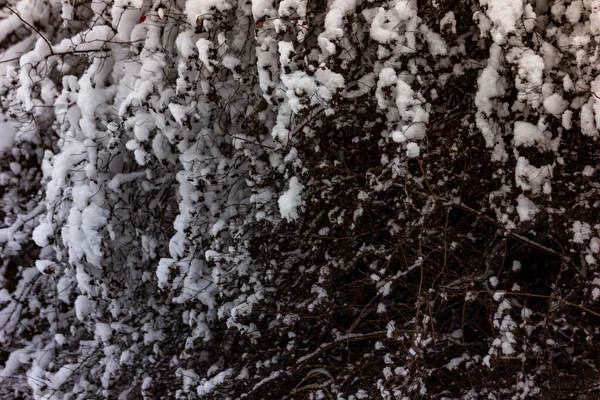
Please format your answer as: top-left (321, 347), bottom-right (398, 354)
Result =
top-left (5, 6), bottom-right (54, 55)
top-left (417, 157), bottom-right (436, 202)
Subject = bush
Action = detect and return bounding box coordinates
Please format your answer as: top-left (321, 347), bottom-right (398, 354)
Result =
top-left (1, 0), bottom-right (600, 398)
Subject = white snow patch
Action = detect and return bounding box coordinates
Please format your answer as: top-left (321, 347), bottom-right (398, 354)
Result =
top-left (512, 260), bottom-right (522, 272)
top-left (32, 222), bottom-right (54, 247)
top-left (485, 0), bottom-right (524, 44)
top-left (543, 93), bottom-right (567, 116)
top-left (583, 166), bottom-right (595, 177)
top-left (516, 195), bottom-right (539, 222)
top-left (35, 260), bottom-right (55, 275)
top-left (514, 121), bottom-right (545, 148)
top-left (406, 142), bottom-right (420, 158)
top-left (278, 177), bottom-right (304, 221)
top-left (75, 295), bottom-right (95, 321)
top-left (572, 221), bottom-right (592, 244)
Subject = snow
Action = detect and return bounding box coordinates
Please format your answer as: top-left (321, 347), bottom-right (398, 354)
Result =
top-left (0, 15), bottom-right (21, 47)
top-left (446, 354), bottom-right (466, 371)
top-left (485, 0), bottom-right (524, 44)
top-left (562, 109), bottom-right (573, 129)
top-left (523, 4), bottom-right (536, 32)
top-left (81, 203), bottom-right (109, 259)
top-left (475, 63), bottom-right (505, 149)
top-left (49, 364), bottom-right (77, 390)
top-left (583, 165), bottom-right (595, 177)
top-left (211, 220), bottom-right (227, 236)
top-left (592, 0), bottom-right (600, 34)
top-left (543, 93), bottom-right (567, 116)
top-left (111, 0), bottom-right (145, 42)
top-left (512, 260), bottom-right (522, 272)
top-left (420, 25), bottom-right (447, 56)
top-left (197, 369), bottom-right (233, 396)
top-left (501, 339), bottom-right (516, 355)
top-left (95, 322), bottom-right (113, 342)
top-left (196, 38), bottom-right (214, 73)
top-left (406, 142), bottom-right (420, 158)
top-left (75, 295), bottom-right (94, 321)
top-left (516, 51), bottom-right (545, 108)
top-left (513, 121), bottom-right (544, 148)
top-left (119, 350), bottom-right (131, 366)
top-left (516, 194), bottom-right (539, 222)
top-left (35, 260), bottom-right (55, 275)
top-left (512, 121), bottom-right (559, 151)
top-left (489, 276), bottom-right (499, 287)
top-left (580, 101), bottom-right (598, 137)
top-left (278, 177), bottom-right (304, 221)
top-left (107, 171), bottom-right (147, 193)
top-left (515, 157), bottom-right (553, 194)
top-left (590, 238), bottom-right (600, 254)
top-left (572, 221), bottom-right (592, 244)
top-left (176, 30), bottom-right (199, 59)
top-left (440, 11), bottom-right (456, 34)
top-left (251, 0), bottom-right (276, 21)
top-left (32, 222), bottom-right (53, 247)
top-left (186, 0), bottom-right (234, 26)
top-left (54, 333), bottom-right (66, 346)
top-left (370, 2), bottom-right (418, 52)
top-left (279, 0), bottom-right (307, 18)
top-left (0, 121), bottom-right (18, 154)
top-left (1, 0), bottom-right (599, 397)
top-left (565, 1), bottom-right (583, 24)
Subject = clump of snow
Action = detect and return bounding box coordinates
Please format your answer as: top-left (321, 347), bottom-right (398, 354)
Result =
top-left (583, 166), bottom-right (595, 177)
top-left (74, 295), bottom-right (95, 321)
top-left (211, 220), bottom-right (227, 236)
top-left (514, 121), bottom-right (544, 148)
top-left (318, 0), bottom-right (358, 56)
top-left (446, 354), bottom-right (467, 371)
top-left (0, 121), bottom-right (17, 154)
top-left (196, 38), bottom-right (214, 73)
top-left (543, 93), bottom-right (567, 116)
top-left (592, 0), bottom-right (600, 34)
top-left (565, 1), bottom-right (583, 24)
top-left (32, 222), bottom-right (53, 247)
top-left (513, 121), bottom-right (558, 151)
top-left (515, 51), bottom-right (545, 108)
top-left (278, 177), bottom-right (304, 221)
top-left (580, 100), bottom-right (598, 137)
top-left (474, 50), bottom-right (507, 157)
top-left (250, 0), bottom-right (276, 21)
top-left (49, 364), bottom-right (77, 390)
top-left (516, 194), bottom-right (539, 222)
top-left (589, 238), bottom-right (600, 254)
top-left (515, 157), bottom-right (553, 194)
top-left (95, 322), bottom-right (113, 342)
top-left (489, 276), bottom-right (499, 287)
top-left (523, 4), bottom-right (536, 32)
top-left (440, 11), bottom-right (456, 34)
top-left (54, 333), bottom-right (66, 346)
top-left (111, 0), bottom-right (145, 42)
top-left (572, 221), bottom-right (592, 244)
top-left (484, 0), bottom-right (524, 44)
top-left (35, 260), bottom-right (55, 275)
top-left (406, 142), bottom-right (420, 158)
top-left (420, 25), bottom-right (447, 57)
top-left (512, 260), bottom-right (521, 272)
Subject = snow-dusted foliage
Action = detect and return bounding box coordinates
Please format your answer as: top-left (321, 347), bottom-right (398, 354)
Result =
top-left (1, 0), bottom-right (600, 398)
